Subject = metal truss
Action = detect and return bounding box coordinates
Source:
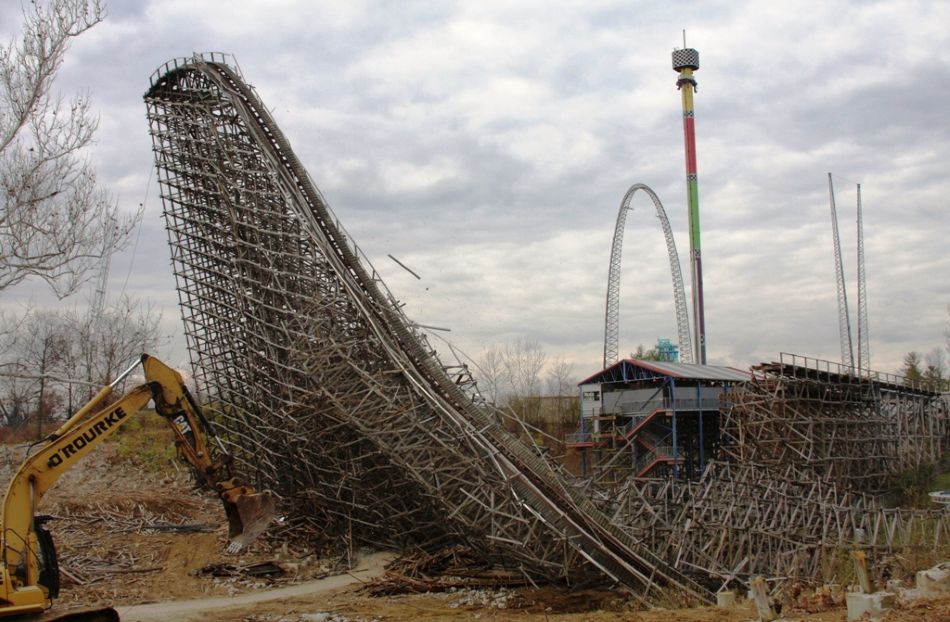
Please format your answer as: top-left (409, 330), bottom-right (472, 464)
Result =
top-left (856, 184), bottom-right (870, 371)
top-left (827, 174), bottom-right (855, 370)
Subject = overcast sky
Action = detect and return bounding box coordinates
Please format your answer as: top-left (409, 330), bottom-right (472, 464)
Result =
top-left (3, 0), bottom-right (948, 380)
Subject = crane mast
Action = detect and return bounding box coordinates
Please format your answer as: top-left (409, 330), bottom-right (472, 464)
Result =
top-left (828, 173), bottom-right (854, 370)
top-left (856, 183), bottom-right (870, 372)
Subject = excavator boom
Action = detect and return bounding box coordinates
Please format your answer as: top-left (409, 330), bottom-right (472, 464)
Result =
top-left (0, 354), bottom-right (276, 619)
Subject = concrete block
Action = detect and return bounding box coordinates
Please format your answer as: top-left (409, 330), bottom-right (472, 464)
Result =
top-left (916, 561), bottom-right (950, 597)
top-left (885, 578), bottom-right (902, 592)
top-left (845, 591), bottom-right (894, 621)
top-left (716, 590), bottom-right (736, 608)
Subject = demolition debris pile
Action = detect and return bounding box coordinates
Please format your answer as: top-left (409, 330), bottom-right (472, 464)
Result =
top-left (144, 54), bottom-right (949, 599)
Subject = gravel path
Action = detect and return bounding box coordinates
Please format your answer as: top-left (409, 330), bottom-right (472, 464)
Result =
top-left (115, 552), bottom-right (392, 622)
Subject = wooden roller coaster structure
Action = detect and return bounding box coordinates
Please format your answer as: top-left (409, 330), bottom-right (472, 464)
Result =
top-left (145, 54), bottom-right (949, 599)
top-left (144, 53), bottom-right (710, 602)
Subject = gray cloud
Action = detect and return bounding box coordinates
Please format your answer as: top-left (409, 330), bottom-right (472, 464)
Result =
top-left (3, 0), bottom-right (947, 378)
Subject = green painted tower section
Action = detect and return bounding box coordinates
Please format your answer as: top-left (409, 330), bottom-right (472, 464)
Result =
top-left (673, 45), bottom-right (707, 365)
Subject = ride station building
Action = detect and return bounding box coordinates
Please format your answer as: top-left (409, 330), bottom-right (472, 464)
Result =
top-left (567, 359), bottom-right (749, 483)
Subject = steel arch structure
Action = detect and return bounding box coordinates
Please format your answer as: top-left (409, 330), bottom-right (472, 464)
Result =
top-left (604, 184), bottom-right (692, 368)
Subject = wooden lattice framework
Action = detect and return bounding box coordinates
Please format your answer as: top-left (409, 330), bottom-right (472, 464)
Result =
top-left (143, 54), bottom-right (709, 602)
top-left (608, 462), bottom-right (950, 588)
top-left (144, 53), bottom-right (949, 598)
top-left (721, 354), bottom-right (949, 493)
top-left (603, 354), bottom-right (950, 587)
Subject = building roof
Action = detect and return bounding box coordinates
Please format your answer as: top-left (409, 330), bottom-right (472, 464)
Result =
top-left (578, 358), bottom-right (751, 386)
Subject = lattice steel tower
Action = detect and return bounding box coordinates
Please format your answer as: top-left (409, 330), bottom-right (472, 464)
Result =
top-left (856, 183), bottom-right (870, 371)
top-left (828, 173), bottom-right (854, 369)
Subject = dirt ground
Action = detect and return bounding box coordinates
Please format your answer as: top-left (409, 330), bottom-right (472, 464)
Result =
top-left (3, 440), bottom-right (950, 622)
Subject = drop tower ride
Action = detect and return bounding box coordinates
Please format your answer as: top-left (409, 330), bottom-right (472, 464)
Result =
top-left (672, 44), bottom-right (707, 364)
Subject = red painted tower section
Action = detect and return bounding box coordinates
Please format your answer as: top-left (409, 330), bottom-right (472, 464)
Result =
top-left (673, 46), bottom-right (707, 365)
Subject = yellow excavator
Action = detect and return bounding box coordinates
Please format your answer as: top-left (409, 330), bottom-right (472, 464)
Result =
top-left (0, 355), bottom-right (276, 621)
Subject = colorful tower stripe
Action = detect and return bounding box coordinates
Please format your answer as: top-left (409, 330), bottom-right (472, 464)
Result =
top-left (672, 47), bottom-right (706, 365)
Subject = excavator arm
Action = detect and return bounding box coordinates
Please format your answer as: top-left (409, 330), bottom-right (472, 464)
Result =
top-left (140, 355), bottom-right (274, 551)
top-left (0, 355), bottom-right (275, 617)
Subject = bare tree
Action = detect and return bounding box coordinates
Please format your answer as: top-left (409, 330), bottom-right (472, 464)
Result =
top-left (0, 0), bottom-right (138, 297)
top-left (475, 344), bottom-right (506, 405)
top-left (924, 348), bottom-right (946, 375)
top-left (544, 356), bottom-right (575, 425)
top-left (501, 337), bottom-right (546, 421)
top-left (0, 297), bottom-right (163, 431)
top-left (23, 311), bottom-right (69, 436)
top-left (544, 356), bottom-right (575, 397)
top-left (0, 311), bottom-right (37, 430)
top-left (63, 295), bottom-right (163, 401)
top-left (923, 347), bottom-right (947, 391)
top-left (0, 309), bottom-right (69, 436)
top-left (503, 337), bottom-right (546, 400)
top-left (0, 372), bottom-right (33, 430)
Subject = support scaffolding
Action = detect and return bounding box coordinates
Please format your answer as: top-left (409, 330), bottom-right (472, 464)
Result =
top-left (609, 462), bottom-right (950, 587)
top-left (603, 354), bottom-right (950, 587)
top-left (721, 353), bottom-right (949, 493)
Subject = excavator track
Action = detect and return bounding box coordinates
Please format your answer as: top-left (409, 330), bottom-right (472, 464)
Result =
top-left (15, 607), bottom-right (118, 622)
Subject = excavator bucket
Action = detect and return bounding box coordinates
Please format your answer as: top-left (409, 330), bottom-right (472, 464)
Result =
top-left (223, 489), bottom-right (277, 553)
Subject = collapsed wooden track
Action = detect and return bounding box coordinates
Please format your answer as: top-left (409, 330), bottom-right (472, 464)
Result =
top-left (144, 53), bottom-right (710, 603)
